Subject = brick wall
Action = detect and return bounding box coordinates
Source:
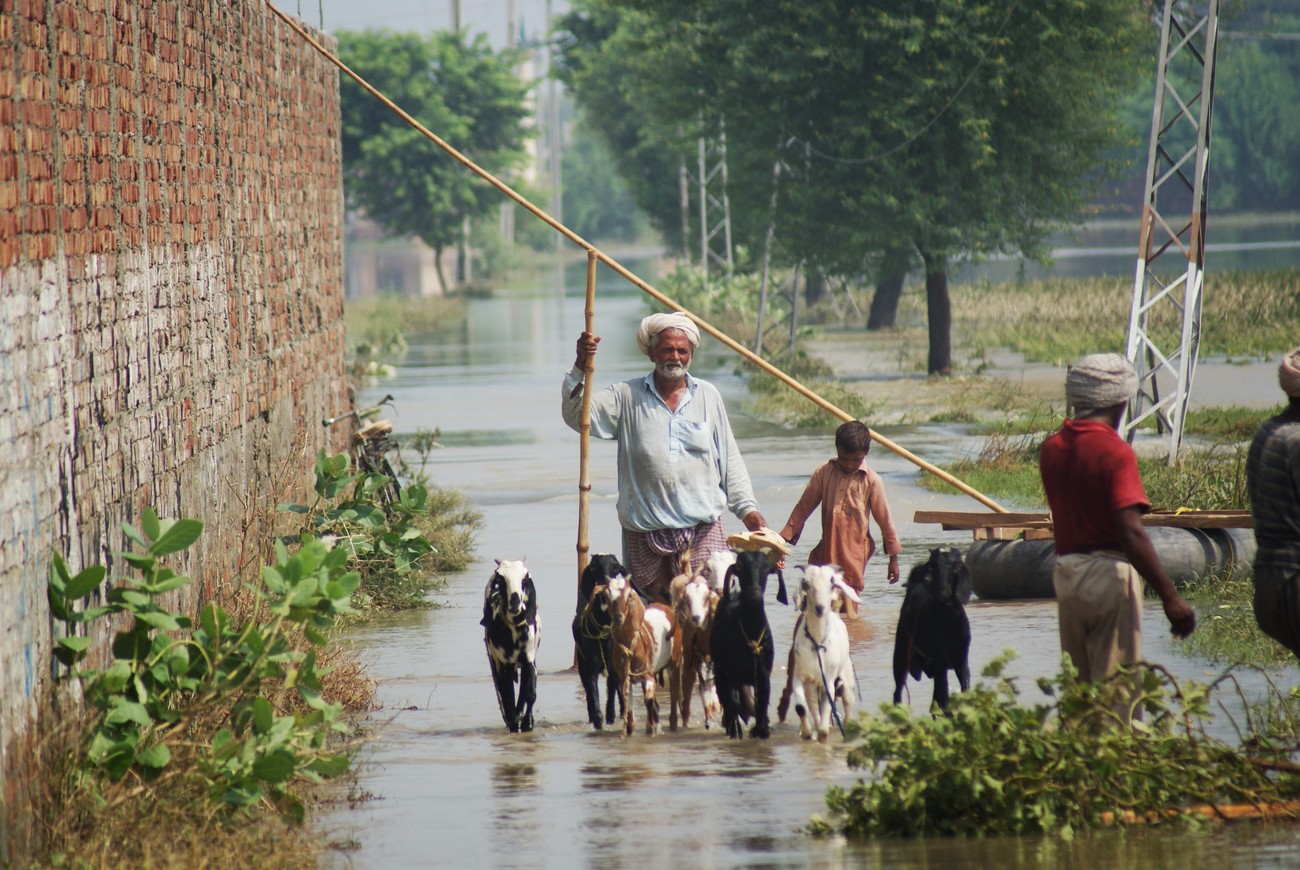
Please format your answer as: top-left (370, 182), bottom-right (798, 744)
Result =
top-left (0, 0), bottom-right (348, 809)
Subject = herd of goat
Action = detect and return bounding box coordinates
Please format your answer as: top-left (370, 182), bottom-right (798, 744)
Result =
top-left (481, 545), bottom-right (974, 739)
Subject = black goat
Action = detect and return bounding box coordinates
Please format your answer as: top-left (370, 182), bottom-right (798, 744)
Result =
top-left (571, 553), bottom-right (627, 730)
top-left (481, 559), bottom-right (540, 732)
top-left (892, 547), bottom-right (972, 711)
top-left (710, 550), bottom-right (788, 739)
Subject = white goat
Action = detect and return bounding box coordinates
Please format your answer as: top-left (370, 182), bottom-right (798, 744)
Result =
top-left (789, 565), bottom-right (855, 742)
top-left (700, 548), bottom-right (737, 595)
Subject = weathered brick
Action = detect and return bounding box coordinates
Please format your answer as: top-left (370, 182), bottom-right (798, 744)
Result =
top-left (1, 2), bottom-right (346, 801)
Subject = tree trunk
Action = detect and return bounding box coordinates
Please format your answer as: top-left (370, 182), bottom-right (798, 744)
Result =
top-left (921, 249), bottom-right (952, 376)
top-left (433, 244), bottom-right (450, 296)
top-left (867, 247), bottom-right (911, 330)
top-left (805, 268), bottom-right (827, 308)
top-left (867, 271), bottom-right (905, 330)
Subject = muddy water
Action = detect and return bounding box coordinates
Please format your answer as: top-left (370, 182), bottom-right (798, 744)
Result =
top-left (320, 267), bottom-right (1300, 868)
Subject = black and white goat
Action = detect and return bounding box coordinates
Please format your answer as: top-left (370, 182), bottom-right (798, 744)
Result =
top-left (789, 565), bottom-right (855, 742)
top-left (892, 547), bottom-right (972, 711)
top-left (481, 558), bottom-right (541, 733)
top-left (710, 550), bottom-right (787, 739)
top-left (572, 553), bottom-right (626, 730)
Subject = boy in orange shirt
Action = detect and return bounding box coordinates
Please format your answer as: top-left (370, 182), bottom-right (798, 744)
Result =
top-left (775, 420), bottom-right (901, 721)
top-left (780, 420), bottom-right (902, 599)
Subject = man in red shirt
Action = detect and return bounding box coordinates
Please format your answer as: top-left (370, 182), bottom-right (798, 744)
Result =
top-left (1039, 354), bottom-right (1195, 716)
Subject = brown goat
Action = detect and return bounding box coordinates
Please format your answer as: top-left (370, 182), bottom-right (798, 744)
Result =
top-left (670, 571), bottom-right (721, 730)
top-left (608, 573), bottom-right (679, 736)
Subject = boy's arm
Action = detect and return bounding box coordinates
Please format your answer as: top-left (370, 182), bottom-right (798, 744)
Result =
top-left (779, 464), bottom-right (826, 545)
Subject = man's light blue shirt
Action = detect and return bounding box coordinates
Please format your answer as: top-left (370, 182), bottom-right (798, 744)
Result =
top-left (562, 367), bottom-right (759, 532)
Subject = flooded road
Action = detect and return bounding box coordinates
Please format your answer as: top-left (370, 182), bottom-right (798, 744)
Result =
top-left (320, 264), bottom-right (1299, 868)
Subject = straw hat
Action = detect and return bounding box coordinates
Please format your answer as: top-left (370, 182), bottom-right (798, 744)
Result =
top-left (726, 527), bottom-right (793, 556)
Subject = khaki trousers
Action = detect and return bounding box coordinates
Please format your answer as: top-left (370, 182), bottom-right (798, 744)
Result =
top-left (1052, 551), bottom-right (1143, 682)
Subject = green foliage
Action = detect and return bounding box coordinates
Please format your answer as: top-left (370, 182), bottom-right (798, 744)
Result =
top-left (337, 29), bottom-right (532, 289)
top-left (48, 510), bottom-right (354, 820)
top-left (280, 450), bottom-right (440, 611)
top-left (811, 653), bottom-right (1300, 838)
top-left (558, 0), bottom-right (1146, 276)
top-left (561, 126), bottom-right (648, 244)
top-left (395, 430), bottom-right (482, 575)
top-left (1212, 41), bottom-right (1300, 212)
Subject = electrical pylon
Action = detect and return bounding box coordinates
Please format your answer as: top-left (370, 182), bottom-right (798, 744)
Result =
top-left (1123, 0), bottom-right (1222, 460)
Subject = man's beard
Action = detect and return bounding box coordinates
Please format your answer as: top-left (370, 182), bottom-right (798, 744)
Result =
top-left (655, 359), bottom-right (689, 381)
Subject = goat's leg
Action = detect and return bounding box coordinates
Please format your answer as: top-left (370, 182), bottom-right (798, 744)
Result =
top-left (667, 664), bottom-right (681, 732)
top-left (579, 659), bottom-right (602, 730)
top-left (603, 669), bottom-right (619, 726)
top-left (815, 683), bottom-right (834, 743)
top-left (679, 656), bottom-right (696, 729)
top-left (777, 628), bottom-right (797, 723)
top-left (517, 660), bottom-right (537, 732)
top-left (957, 657), bottom-right (971, 694)
top-left (490, 658), bottom-right (519, 732)
top-left (933, 670), bottom-right (951, 712)
top-left (644, 675), bottom-right (659, 736)
top-left (792, 678), bottom-right (813, 741)
top-left (700, 662), bottom-right (720, 730)
top-left (751, 671), bottom-right (772, 740)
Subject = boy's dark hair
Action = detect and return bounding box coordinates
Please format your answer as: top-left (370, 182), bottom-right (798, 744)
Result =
top-left (835, 420), bottom-right (872, 454)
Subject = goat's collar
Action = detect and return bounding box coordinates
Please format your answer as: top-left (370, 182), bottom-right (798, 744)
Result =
top-left (740, 621), bottom-right (767, 655)
top-left (802, 621), bottom-right (827, 652)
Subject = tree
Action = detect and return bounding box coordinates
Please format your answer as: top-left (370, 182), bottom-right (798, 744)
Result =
top-left (338, 30), bottom-right (532, 292)
top-left (561, 127), bottom-right (647, 243)
top-left (558, 1), bottom-right (1148, 373)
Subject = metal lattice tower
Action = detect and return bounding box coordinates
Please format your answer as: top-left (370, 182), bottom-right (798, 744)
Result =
top-left (692, 116), bottom-right (734, 280)
top-left (1123, 0), bottom-right (1222, 459)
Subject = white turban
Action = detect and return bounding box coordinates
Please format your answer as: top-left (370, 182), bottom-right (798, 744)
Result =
top-left (1280, 346), bottom-right (1300, 398)
top-left (1065, 353), bottom-right (1138, 416)
top-left (636, 312), bottom-right (700, 358)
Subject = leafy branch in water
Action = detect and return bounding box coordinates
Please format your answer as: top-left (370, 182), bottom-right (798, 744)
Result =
top-left (48, 508), bottom-right (357, 822)
top-left (810, 652), bottom-right (1300, 839)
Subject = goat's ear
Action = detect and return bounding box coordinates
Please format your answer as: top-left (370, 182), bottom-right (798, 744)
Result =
top-left (775, 570), bottom-right (788, 606)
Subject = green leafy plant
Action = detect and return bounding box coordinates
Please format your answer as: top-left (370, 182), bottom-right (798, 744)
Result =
top-left (810, 652), bottom-right (1300, 839)
top-left (48, 509), bottom-right (357, 820)
top-left (281, 450), bottom-right (438, 610)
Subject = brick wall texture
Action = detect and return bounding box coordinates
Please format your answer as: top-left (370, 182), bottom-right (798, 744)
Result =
top-left (0, 0), bottom-right (349, 804)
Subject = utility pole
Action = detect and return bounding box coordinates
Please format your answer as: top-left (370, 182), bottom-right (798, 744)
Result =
top-left (546, 0), bottom-right (563, 254)
top-left (1123, 0), bottom-right (1222, 461)
top-left (499, 0), bottom-right (518, 248)
top-left (694, 115), bottom-right (733, 281)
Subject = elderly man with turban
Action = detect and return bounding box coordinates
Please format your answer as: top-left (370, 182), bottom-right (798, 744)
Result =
top-left (1038, 353), bottom-right (1195, 715)
top-left (1245, 347), bottom-right (1300, 664)
top-left (562, 313), bottom-right (768, 602)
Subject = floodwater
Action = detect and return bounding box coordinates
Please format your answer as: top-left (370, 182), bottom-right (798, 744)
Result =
top-left (319, 258), bottom-right (1300, 868)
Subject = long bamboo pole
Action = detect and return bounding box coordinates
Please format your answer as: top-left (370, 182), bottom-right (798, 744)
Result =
top-left (267, 2), bottom-right (1008, 514)
top-left (577, 251), bottom-right (597, 597)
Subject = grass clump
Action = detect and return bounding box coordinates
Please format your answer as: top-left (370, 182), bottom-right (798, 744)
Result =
top-left (1179, 571), bottom-right (1296, 666)
top-left (949, 268), bottom-right (1300, 366)
top-left (920, 435), bottom-right (1248, 513)
top-left (810, 653), bottom-right (1300, 839)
